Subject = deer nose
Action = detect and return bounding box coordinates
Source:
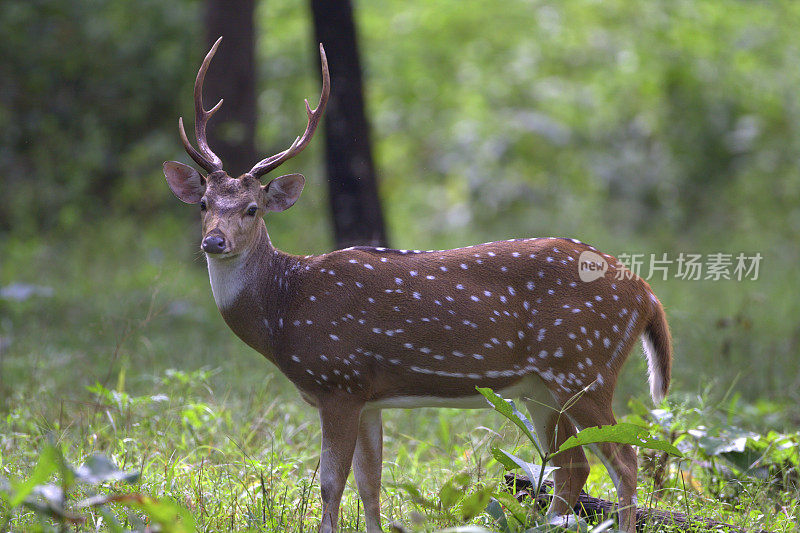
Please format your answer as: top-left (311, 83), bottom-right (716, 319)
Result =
top-left (202, 235), bottom-right (226, 254)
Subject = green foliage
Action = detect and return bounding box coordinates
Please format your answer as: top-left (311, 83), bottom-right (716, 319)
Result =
top-left (482, 393), bottom-right (799, 531)
top-left (487, 492), bottom-right (527, 529)
top-left (6, 445), bottom-right (62, 508)
top-left (491, 449), bottom-right (557, 495)
top-left (553, 422), bottom-right (682, 459)
top-left (392, 470), bottom-right (495, 526)
top-left (3, 0), bottom-right (800, 399)
top-left (476, 387), bottom-right (543, 458)
top-left (5, 0), bottom-right (800, 244)
top-left (0, 441), bottom-right (193, 532)
top-left (476, 387), bottom-right (681, 531)
top-left (0, 0), bottom-right (201, 234)
top-left (0, 316), bottom-right (797, 530)
top-left (631, 394), bottom-right (800, 507)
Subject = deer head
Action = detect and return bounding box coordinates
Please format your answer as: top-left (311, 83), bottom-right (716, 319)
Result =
top-left (163, 37), bottom-right (329, 258)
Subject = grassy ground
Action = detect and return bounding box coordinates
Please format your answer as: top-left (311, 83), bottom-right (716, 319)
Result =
top-left (1, 219), bottom-right (798, 531)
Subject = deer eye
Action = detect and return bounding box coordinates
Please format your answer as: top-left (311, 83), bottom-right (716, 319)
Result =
top-left (200, 199), bottom-right (207, 211)
top-left (246, 204), bottom-right (258, 216)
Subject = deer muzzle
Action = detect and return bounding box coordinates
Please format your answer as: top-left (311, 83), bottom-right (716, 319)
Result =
top-left (202, 231), bottom-right (228, 255)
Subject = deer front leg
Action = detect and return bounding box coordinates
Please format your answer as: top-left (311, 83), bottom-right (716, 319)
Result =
top-left (353, 408), bottom-right (383, 532)
top-left (318, 397), bottom-right (363, 533)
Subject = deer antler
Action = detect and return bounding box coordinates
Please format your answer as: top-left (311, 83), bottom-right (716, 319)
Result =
top-left (179, 36), bottom-right (224, 173)
top-left (247, 44), bottom-right (330, 179)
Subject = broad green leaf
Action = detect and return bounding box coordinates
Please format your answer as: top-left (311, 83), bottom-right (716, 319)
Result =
top-left (492, 448), bottom-right (558, 492)
top-left (95, 505), bottom-right (127, 533)
top-left (439, 471), bottom-right (470, 510)
top-left (118, 494), bottom-right (196, 533)
top-left (719, 449), bottom-right (768, 476)
top-left (477, 387), bottom-right (543, 457)
top-left (484, 498), bottom-right (511, 533)
top-left (460, 486), bottom-right (493, 521)
top-left (688, 427), bottom-right (757, 457)
top-left (21, 483), bottom-right (77, 523)
top-left (492, 446), bottom-right (520, 471)
top-left (10, 445), bottom-right (60, 507)
top-left (22, 499), bottom-right (83, 524)
top-left (31, 483), bottom-right (63, 503)
top-left (73, 454), bottom-right (140, 485)
top-left (492, 490), bottom-right (528, 526)
top-left (553, 423), bottom-right (682, 458)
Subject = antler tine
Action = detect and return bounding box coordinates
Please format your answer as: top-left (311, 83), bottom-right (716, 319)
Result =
top-left (178, 117), bottom-right (212, 170)
top-left (178, 36), bottom-right (224, 173)
top-left (248, 44), bottom-right (330, 179)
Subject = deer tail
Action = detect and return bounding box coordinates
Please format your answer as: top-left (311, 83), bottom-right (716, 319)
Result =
top-left (641, 294), bottom-right (673, 404)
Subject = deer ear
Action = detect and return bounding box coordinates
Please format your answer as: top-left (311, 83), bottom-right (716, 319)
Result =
top-left (263, 173), bottom-right (305, 212)
top-left (163, 161), bottom-right (206, 204)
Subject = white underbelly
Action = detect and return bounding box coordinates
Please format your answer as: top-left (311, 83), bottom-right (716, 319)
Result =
top-left (364, 374), bottom-right (549, 410)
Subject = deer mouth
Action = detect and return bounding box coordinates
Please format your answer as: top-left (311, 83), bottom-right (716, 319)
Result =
top-left (203, 247), bottom-right (236, 259)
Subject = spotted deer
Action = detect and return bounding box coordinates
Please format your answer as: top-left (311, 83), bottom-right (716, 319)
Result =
top-left (163, 38), bottom-right (672, 533)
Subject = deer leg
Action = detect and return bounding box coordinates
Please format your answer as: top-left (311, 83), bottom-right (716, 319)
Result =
top-left (548, 414), bottom-right (590, 518)
top-left (353, 408), bottom-right (383, 532)
top-left (565, 397), bottom-right (638, 533)
top-left (318, 398), bottom-right (362, 533)
top-left (525, 397), bottom-right (590, 522)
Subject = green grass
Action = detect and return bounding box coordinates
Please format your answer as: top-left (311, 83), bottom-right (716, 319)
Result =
top-left (1, 220), bottom-right (798, 531)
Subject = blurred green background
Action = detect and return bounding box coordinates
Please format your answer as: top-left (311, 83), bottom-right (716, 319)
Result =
top-left (1, 0), bottom-right (799, 419)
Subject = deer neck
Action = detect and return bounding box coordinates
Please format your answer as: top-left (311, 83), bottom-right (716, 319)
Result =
top-left (206, 223), bottom-right (293, 361)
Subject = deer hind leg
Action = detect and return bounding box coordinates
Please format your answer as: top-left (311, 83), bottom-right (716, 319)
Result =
top-left (524, 393), bottom-right (590, 523)
top-left (318, 397), bottom-right (363, 533)
top-left (564, 395), bottom-right (638, 533)
top-left (353, 408), bottom-right (383, 533)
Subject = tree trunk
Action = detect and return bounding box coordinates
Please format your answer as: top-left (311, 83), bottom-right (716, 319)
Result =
top-left (310, 0), bottom-right (389, 248)
top-left (204, 0), bottom-right (257, 176)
